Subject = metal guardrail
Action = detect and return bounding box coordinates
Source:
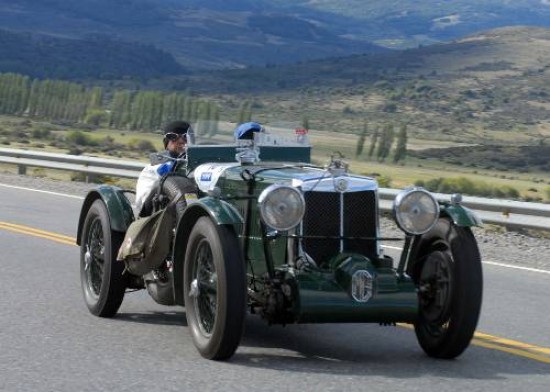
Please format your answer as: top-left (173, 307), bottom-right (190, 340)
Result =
top-left (1, 147), bottom-right (549, 231)
top-left (377, 189), bottom-right (550, 232)
top-left (0, 147), bottom-right (145, 179)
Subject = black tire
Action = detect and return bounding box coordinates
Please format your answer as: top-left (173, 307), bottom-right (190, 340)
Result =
top-left (412, 218), bottom-right (483, 359)
top-left (80, 199), bottom-right (126, 317)
top-left (183, 217), bottom-right (246, 360)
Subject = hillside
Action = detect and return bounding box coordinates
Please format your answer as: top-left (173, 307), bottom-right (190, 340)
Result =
top-left (180, 26), bottom-right (550, 147)
top-left (2, 0), bottom-right (550, 73)
top-left (271, 0), bottom-right (550, 47)
top-left (0, 0), bottom-right (385, 71)
top-left (0, 29), bottom-right (185, 80)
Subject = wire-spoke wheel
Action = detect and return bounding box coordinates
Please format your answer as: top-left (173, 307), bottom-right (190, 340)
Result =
top-left (413, 218), bottom-right (483, 359)
top-left (184, 217), bottom-right (246, 360)
top-left (80, 200), bottom-right (126, 317)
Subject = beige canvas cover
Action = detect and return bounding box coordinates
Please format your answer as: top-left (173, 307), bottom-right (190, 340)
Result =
top-left (117, 206), bottom-right (175, 276)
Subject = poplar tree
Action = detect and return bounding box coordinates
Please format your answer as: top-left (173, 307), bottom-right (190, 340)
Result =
top-left (356, 121), bottom-right (368, 157)
top-left (302, 115), bottom-right (310, 130)
top-left (393, 123), bottom-right (408, 163)
top-left (208, 103), bottom-right (220, 137)
top-left (109, 90), bottom-right (132, 129)
top-left (368, 128), bottom-right (379, 158)
top-left (376, 123), bottom-right (394, 162)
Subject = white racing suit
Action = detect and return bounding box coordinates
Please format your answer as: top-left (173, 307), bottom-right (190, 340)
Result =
top-left (134, 154), bottom-right (176, 216)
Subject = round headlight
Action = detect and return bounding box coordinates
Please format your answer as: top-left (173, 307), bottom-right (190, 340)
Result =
top-left (393, 188), bottom-right (439, 235)
top-left (258, 184), bottom-right (305, 231)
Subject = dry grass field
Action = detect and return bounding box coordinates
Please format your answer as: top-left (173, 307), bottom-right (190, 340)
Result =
top-left (1, 116), bottom-right (548, 202)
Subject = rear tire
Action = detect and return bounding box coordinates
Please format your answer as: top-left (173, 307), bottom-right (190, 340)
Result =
top-left (80, 199), bottom-right (126, 317)
top-left (413, 218), bottom-right (483, 359)
top-left (183, 217), bottom-right (246, 360)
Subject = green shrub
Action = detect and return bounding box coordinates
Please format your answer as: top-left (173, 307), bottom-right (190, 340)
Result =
top-left (545, 186), bottom-right (550, 201)
top-left (70, 172), bottom-right (110, 184)
top-left (68, 147), bottom-right (83, 155)
top-left (501, 186), bottom-right (520, 199)
top-left (31, 129), bottom-right (51, 139)
top-left (32, 168), bottom-right (46, 178)
top-left (416, 176), bottom-right (521, 199)
top-left (66, 131), bottom-right (97, 146)
top-left (376, 175), bottom-right (392, 188)
top-left (84, 109), bottom-right (107, 126)
top-left (129, 138), bottom-right (156, 153)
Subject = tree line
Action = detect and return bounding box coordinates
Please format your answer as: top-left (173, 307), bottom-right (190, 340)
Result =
top-left (356, 121), bottom-right (408, 164)
top-left (0, 72), bottom-right (220, 136)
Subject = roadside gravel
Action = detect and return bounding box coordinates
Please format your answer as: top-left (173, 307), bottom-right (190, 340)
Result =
top-left (1, 172), bottom-right (549, 271)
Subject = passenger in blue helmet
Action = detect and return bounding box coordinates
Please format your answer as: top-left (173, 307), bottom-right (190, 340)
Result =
top-left (234, 121), bottom-right (263, 140)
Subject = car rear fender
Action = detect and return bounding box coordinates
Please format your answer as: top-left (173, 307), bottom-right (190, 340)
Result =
top-left (172, 197), bottom-right (244, 305)
top-left (76, 185), bottom-right (134, 245)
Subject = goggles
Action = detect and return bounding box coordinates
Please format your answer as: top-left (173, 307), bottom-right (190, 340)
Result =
top-left (164, 132), bottom-right (187, 142)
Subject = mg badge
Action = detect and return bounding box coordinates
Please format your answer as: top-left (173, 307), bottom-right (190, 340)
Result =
top-left (335, 178), bottom-right (349, 192)
top-left (351, 270), bottom-right (374, 302)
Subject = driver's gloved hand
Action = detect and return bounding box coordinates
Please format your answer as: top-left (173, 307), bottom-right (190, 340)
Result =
top-left (157, 161), bottom-right (175, 176)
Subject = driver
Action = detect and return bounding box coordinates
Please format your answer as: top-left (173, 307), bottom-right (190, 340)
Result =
top-left (134, 121), bottom-right (192, 216)
top-left (160, 120), bottom-right (192, 160)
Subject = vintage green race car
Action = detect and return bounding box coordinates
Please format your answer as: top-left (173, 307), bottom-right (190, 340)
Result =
top-left (76, 122), bottom-right (483, 360)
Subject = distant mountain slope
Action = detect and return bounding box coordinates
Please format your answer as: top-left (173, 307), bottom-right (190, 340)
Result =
top-left (184, 26), bottom-right (550, 91)
top-left (0, 0), bottom-right (387, 71)
top-left (0, 29), bottom-right (185, 79)
top-left (3, 0), bottom-right (550, 73)
top-left (2, 0), bottom-right (550, 105)
top-left (270, 0), bottom-right (550, 47)
top-left (181, 26), bottom-right (550, 144)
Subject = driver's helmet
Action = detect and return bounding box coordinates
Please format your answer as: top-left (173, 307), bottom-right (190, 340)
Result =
top-left (163, 121), bottom-right (195, 148)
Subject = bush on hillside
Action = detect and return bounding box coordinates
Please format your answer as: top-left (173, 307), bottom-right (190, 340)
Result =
top-left (128, 138), bottom-right (156, 153)
top-left (415, 177), bottom-right (520, 199)
top-left (66, 130), bottom-right (97, 146)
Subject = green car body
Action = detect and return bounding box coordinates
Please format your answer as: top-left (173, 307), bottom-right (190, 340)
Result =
top-left (77, 131), bottom-right (483, 360)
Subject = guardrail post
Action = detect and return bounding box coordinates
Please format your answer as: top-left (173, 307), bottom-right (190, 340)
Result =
top-left (85, 173), bottom-right (97, 184)
top-left (17, 164), bottom-right (27, 175)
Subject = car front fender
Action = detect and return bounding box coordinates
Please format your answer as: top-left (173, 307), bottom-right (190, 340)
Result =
top-left (172, 197), bottom-right (244, 305)
top-left (440, 204), bottom-right (482, 227)
top-left (76, 185), bottom-right (134, 245)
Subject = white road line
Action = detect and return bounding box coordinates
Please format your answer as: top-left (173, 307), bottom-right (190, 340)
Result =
top-left (0, 183), bottom-right (85, 200)
top-left (382, 245), bottom-right (550, 275)
top-left (383, 245), bottom-right (403, 251)
top-left (481, 261), bottom-right (550, 275)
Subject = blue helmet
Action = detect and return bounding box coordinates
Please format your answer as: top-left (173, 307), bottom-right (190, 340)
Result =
top-left (234, 121), bottom-right (263, 140)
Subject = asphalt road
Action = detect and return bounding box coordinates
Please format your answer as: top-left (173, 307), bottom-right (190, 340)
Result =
top-left (0, 182), bottom-right (549, 392)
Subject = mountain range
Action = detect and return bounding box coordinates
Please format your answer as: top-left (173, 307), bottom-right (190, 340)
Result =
top-left (2, 0), bottom-right (550, 76)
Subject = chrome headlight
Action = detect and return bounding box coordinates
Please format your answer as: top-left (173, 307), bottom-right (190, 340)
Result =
top-left (393, 188), bottom-right (439, 235)
top-left (258, 184), bottom-right (305, 231)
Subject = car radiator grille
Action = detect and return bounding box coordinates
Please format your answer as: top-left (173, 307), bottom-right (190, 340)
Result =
top-left (301, 190), bottom-right (378, 267)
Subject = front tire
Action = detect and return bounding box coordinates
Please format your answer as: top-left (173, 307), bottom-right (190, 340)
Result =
top-left (80, 199), bottom-right (126, 317)
top-left (183, 217), bottom-right (246, 360)
top-left (412, 218), bottom-right (483, 359)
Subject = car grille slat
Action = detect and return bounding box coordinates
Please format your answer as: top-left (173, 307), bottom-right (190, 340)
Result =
top-left (302, 190), bottom-right (378, 267)
top-left (343, 191), bottom-right (378, 257)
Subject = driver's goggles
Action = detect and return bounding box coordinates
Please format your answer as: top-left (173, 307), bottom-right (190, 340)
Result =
top-left (165, 132), bottom-right (187, 142)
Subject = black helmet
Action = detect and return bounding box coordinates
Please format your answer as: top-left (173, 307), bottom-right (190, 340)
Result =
top-left (163, 121), bottom-right (192, 148)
